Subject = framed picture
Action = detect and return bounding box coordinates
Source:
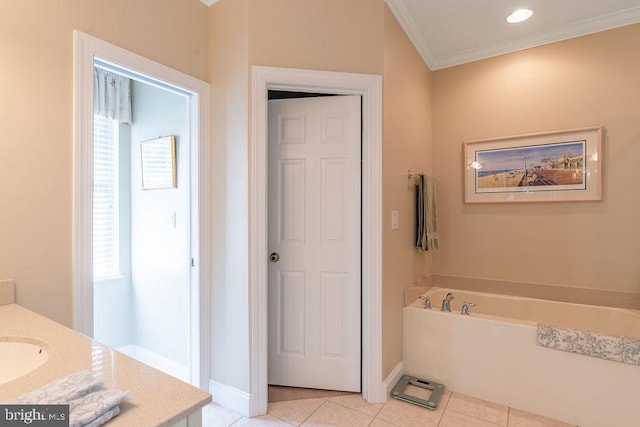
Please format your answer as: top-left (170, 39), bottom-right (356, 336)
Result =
top-left (464, 126), bottom-right (603, 203)
top-left (140, 135), bottom-right (177, 190)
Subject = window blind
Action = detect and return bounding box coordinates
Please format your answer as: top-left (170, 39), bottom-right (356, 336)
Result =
top-left (93, 114), bottom-right (119, 279)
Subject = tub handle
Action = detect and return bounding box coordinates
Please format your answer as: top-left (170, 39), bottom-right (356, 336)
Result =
top-left (461, 302), bottom-right (475, 315)
top-left (419, 296), bottom-right (431, 309)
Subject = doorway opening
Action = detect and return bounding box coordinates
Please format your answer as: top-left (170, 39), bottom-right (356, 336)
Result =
top-left (92, 61), bottom-right (192, 382)
top-left (72, 31), bottom-right (211, 389)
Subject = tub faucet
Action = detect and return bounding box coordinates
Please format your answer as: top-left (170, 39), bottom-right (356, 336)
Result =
top-left (441, 293), bottom-right (454, 312)
top-left (461, 302), bottom-right (475, 315)
top-left (419, 296), bottom-right (431, 309)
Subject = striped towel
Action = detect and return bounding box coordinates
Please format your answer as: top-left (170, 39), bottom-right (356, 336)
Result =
top-left (416, 174), bottom-right (439, 252)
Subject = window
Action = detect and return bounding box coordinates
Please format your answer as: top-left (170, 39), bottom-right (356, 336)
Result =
top-left (93, 114), bottom-right (120, 279)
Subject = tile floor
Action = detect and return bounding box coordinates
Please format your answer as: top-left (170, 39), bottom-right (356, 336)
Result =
top-left (202, 389), bottom-right (576, 426)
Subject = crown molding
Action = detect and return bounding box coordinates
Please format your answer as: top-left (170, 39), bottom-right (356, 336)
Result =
top-left (386, 1), bottom-right (640, 70)
top-left (430, 5), bottom-right (640, 69)
top-left (384, 0), bottom-right (436, 70)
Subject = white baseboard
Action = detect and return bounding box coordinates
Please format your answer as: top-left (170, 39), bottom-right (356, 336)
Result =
top-left (207, 364), bottom-right (401, 418)
top-left (118, 344), bottom-right (188, 382)
top-left (383, 361), bottom-right (406, 398)
top-left (365, 379), bottom-right (388, 404)
top-left (209, 380), bottom-right (251, 417)
top-left (364, 360), bottom-right (405, 403)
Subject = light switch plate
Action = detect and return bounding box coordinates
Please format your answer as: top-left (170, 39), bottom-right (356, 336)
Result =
top-left (391, 210), bottom-right (399, 230)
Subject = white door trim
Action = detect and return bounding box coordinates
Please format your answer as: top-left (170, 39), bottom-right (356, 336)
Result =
top-left (72, 31), bottom-right (211, 389)
top-left (249, 66), bottom-right (384, 416)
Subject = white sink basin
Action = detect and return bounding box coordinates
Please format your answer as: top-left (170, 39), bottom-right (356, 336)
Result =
top-left (0, 338), bottom-right (49, 385)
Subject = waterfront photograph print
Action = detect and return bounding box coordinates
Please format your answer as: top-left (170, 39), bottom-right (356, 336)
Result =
top-left (464, 126), bottom-right (603, 203)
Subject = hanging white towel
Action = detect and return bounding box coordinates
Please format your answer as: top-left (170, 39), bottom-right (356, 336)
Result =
top-left (416, 175), bottom-right (439, 251)
top-left (5, 371), bottom-right (131, 427)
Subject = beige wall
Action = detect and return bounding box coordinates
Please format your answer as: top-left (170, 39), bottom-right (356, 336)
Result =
top-left (209, 0), bottom-right (251, 393)
top-left (382, 6), bottom-right (432, 377)
top-left (432, 24), bottom-right (640, 294)
top-left (0, 0), bottom-right (208, 326)
top-left (248, 0), bottom-right (385, 74)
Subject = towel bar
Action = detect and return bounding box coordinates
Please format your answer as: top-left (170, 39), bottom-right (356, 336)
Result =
top-left (407, 169), bottom-right (423, 180)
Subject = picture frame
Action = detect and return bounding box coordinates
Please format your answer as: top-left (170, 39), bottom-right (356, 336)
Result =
top-left (140, 135), bottom-right (177, 190)
top-left (463, 126), bottom-right (603, 203)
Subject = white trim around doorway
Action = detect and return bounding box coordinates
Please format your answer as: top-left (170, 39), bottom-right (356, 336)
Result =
top-left (249, 66), bottom-right (384, 416)
top-left (72, 30), bottom-right (211, 389)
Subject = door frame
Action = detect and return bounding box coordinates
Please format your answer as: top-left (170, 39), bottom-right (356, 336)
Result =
top-left (249, 66), bottom-right (383, 416)
top-left (72, 31), bottom-right (211, 389)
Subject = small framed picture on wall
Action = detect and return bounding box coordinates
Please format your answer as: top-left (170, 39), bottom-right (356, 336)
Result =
top-left (140, 135), bottom-right (177, 190)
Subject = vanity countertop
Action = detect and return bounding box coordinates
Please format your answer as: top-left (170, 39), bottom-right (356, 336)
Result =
top-left (0, 303), bottom-right (211, 426)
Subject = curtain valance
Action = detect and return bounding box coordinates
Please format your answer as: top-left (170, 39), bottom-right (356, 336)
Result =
top-left (94, 68), bottom-right (132, 124)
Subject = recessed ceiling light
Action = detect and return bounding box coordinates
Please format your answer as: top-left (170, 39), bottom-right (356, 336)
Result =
top-left (506, 8), bottom-right (533, 24)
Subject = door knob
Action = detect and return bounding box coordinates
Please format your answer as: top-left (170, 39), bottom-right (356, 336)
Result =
top-left (270, 252), bottom-right (280, 263)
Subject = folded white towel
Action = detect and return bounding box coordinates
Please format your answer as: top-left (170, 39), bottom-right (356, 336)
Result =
top-left (5, 371), bottom-right (131, 427)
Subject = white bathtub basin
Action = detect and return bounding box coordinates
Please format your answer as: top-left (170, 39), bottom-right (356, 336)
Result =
top-left (405, 287), bottom-right (640, 427)
top-left (0, 339), bottom-right (49, 385)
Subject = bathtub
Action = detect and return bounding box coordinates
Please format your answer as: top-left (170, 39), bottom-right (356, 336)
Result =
top-left (403, 287), bottom-right (640, 427)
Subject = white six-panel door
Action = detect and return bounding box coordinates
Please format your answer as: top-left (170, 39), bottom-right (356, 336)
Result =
top-left (267, 95), bottom-right (361, 391)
